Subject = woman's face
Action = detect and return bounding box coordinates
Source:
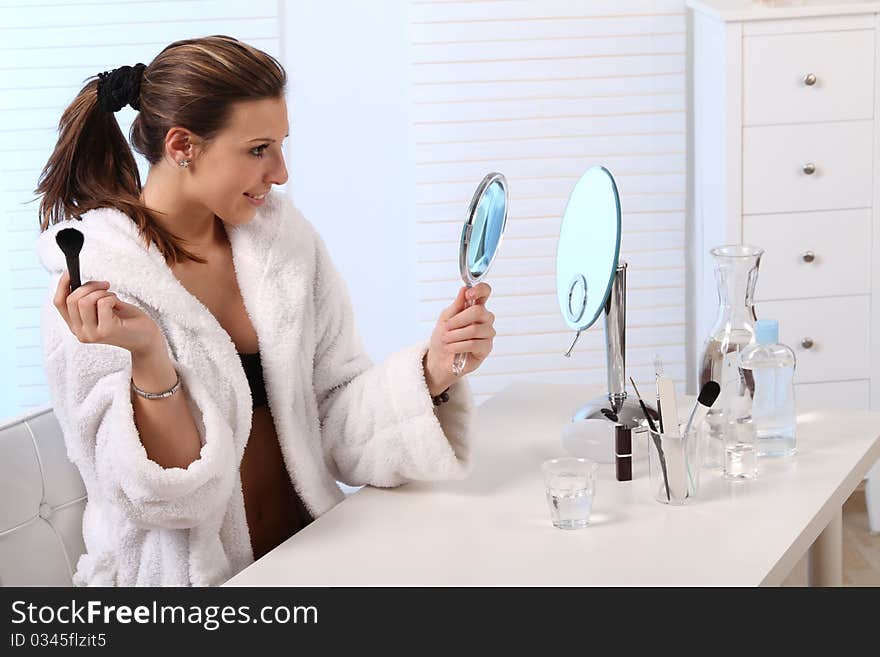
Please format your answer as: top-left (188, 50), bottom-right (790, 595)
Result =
top-left (190, 96), bottom-right (290, 225)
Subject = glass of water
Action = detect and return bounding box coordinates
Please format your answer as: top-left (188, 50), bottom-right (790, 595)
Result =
top-left (721, 380), bottom-right (758, 480)
top-left (723, 414), bottom-right (758, 480)
top-left (542, 457), bottom-right (598, 529)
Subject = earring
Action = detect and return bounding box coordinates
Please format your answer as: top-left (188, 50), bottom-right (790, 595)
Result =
top-left (178, 159), bottom-right (191, 169)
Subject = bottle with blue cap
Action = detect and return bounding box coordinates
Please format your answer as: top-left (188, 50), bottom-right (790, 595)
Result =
top-left (739, 319), bottom-right (797, 456)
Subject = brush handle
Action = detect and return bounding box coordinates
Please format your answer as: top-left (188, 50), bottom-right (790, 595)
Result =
top-left (65, 254), bottom-right (82, 293)
top-left (650, 430), bottom-right (672, 502)
top-left (636, 397), bottom-right (670, 501)
top-left (684, 404), bottom-right (710, 438)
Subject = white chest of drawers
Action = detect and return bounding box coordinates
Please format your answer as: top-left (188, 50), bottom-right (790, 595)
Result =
top-left (688, 0), bottom-right (880, 411)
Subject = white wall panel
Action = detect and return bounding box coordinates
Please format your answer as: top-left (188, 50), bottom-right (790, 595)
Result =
top-left (0, 0), bottom-right (281, 418)
top-left (411, 0), bottom-right (687, 405)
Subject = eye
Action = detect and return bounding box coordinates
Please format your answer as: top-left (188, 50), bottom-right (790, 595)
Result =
top-left (250, 144), bottom-right (269, 158)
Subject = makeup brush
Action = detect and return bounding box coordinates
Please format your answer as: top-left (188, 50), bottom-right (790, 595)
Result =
top-left (684, 380), bottom-right (721, 436)
top-left (680, 380), bottom-right (721, 495)
top-left (630, 376), bottom-right (670, 501)
top-left (55, 228), bottom-right (84, 293)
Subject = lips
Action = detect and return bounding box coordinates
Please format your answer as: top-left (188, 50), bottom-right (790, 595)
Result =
top-left (244, 191), bottom-right (269, 200)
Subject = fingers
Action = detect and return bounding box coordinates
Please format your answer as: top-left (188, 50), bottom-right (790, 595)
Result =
top-left (436, 282), bottom-right (495, 371)
top-left (443, 321), bottom-right (496, 345)
top-left (52, 271), bottom-right (72, 325)
top-left (96, 293), bottom-right (119, 334)
top-left (467, 282), bottom-right (492, 306)
top-left (439, 286), bottom-right (468, 322)
top-left (77, 290), bottom-right (115, 341)
top-left (446, 303), bottom-right (495, 331)
top-left (445, 338), bottom-right (493, 358)
top-left (439, 283), bottom-right (493, 323)
top-left (63, 280), bottom-right (110, 338)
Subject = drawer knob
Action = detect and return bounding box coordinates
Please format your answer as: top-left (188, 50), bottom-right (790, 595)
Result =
top-left (802, 162), bottom-right (816, 175)
top-left (802, 251), bottom-right (816, 263)
top-left (801, 337), bottom-right (814, 349)
top-left (803, 73), bottom-right (817, 86)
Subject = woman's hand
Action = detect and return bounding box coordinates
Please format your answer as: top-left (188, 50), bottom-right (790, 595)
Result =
top-left (423, 283), bottom-right (496, 396)
top-left (53, 270), bottom-right (164, 357)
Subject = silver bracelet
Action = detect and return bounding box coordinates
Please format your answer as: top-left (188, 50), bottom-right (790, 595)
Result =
top-left (131, 372), bottom-right (181, 400)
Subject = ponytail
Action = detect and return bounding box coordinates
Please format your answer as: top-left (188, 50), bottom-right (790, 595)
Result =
top-left (35, 73), bottom-right (205, 265)
top-left (35, 36), bottom-right (286, 266)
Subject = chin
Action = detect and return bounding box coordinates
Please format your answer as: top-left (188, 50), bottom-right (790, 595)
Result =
top-left (222, 199), bottom-right (259, 224)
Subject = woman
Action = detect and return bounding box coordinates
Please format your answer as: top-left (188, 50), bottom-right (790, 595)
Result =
top-left (34, 35), bottom-right (496, 586)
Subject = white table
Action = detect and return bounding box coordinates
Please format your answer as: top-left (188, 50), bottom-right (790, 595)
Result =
top-left (225, 381), bottom-right (880, 586)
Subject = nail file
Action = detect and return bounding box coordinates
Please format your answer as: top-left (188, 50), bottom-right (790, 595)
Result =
top-left (657, 376), bottom-right (687, 500)
top-left (657, 376), bottom-right (681, 438)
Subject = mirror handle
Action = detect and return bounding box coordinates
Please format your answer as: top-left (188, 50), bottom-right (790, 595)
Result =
top-left (452, 297), bottom-right (476, 376)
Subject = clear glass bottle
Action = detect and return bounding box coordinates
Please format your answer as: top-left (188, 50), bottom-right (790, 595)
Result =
top-left (699, 244), bottom-right (764, 467)
top-left (739, 319), bottom-right (797, 457)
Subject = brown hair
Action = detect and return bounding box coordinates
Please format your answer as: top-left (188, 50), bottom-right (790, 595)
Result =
top-left (34, 35), bottom-right (287, 264)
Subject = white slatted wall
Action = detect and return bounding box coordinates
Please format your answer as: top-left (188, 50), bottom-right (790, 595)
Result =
top-left (409, 0), bottom-right (688, 406)
top-left (0, 0), bottom-right (282, 419)
top-left (0, 0), bottom-right (689, 420)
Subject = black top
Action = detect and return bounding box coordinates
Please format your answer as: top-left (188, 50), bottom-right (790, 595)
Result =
top-left (238, 351), bottom-right (268, 409)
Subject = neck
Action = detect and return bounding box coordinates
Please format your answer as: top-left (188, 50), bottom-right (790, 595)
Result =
top-left (140, 163), bottom-right (225, 253)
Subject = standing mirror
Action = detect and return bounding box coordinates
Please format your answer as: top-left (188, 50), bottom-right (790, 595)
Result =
top-left (556, 166), bottom-right (647, 431)
top-left (454, 172), bottom-right (509, 376)
top-left (556, 166), bottom-right (621, 334)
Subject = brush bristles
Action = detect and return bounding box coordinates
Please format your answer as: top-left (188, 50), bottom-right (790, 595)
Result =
top-left (55, 228), bottom-right (84, 255)
top-left (698, 380), bottom-right (721, 407)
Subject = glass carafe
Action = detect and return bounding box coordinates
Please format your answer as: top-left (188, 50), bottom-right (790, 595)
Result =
top-left (699, 245), bottom-right (764, 468)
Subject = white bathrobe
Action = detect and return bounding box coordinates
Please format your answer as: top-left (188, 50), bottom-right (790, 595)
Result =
top-left (37, 191), bottom-right (474, 587)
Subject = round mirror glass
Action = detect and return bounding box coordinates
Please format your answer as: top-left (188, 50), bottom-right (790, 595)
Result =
top-left (460, 172), bottom-right (508, 285)
top-left (556, 166), bottom-right (621, 331)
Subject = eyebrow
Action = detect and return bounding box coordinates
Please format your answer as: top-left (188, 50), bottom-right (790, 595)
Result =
top-left (248, 133), bottom-right (290, 143)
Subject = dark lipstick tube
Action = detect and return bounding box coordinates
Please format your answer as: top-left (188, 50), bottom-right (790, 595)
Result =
top-left (615, 424), bottom-right (632, 482)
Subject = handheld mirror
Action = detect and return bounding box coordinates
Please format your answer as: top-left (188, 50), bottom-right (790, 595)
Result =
top-left (454, 172), bottom-right (509, 376)
top-left (556, 165), bottom-right (621, 335)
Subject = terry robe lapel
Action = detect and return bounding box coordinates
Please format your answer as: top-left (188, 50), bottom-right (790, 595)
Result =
top-left (225, 202), bottom-right (350, 516)
top-left (37, 191), bottom-right (475, 587)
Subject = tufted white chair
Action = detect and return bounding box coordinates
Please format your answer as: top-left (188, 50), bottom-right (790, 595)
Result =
top-left (0, 405), bottom-right (86, 586)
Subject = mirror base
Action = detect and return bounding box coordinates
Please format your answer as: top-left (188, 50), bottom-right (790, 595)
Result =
top-left (572, 396), bottom-right (655, 431)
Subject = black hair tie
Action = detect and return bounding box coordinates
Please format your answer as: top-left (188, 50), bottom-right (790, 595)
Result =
top-left (96, 63), bottom-right (146, 113)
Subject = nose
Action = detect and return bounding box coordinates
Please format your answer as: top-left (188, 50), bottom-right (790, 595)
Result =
top-left (268, 150), bottom-right (288, 186)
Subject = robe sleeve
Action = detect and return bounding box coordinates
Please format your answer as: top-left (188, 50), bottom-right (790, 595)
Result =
top-left (310, 231), bottom-right (475, 488)
top-left (40, 280), bottom-right (235, 530)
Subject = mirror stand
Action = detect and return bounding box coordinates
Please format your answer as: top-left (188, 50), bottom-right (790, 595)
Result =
top-left (571, 262), bottom-right (656, 429)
